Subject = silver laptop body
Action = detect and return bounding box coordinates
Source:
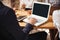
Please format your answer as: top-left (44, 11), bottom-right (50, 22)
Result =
top-left (23, 2), bottom-right (51, 26)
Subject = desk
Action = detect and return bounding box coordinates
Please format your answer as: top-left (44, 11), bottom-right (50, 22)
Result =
top-left (19, 15), bottom-right (54, 29)
top-left (16, 10), bottom-right (57, 40)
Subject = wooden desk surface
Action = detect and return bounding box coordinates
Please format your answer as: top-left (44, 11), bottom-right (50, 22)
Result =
top-left (18, 16), bottom-right (55, 29)
top-left (16, 10), bottom-right (55, 29)
top-left (37, 16), bottom-right (55, 29)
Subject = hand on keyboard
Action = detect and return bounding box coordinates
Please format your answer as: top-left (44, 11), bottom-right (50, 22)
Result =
top-left (28, 18), bottom-right (37, 25)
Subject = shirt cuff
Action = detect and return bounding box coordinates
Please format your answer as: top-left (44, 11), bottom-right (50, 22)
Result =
top-left (23, 23), bottom-right (33, 33)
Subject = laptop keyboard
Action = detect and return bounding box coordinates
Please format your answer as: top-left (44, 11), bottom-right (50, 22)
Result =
top-left (27, 16), bottom-right (44, 23)
top-left (36, 19), bottom-right (44, 23)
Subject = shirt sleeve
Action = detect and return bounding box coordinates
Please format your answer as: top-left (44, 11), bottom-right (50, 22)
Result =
top-left (1, 8), bottom-right (33, 40)
top-left (23, 23), bottom-right (33, 33)
top-left (53, 10), bottom-right (60, 32)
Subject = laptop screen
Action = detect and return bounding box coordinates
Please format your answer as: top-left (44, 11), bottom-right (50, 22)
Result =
top-left (33, 3), bottom-right (50, 18)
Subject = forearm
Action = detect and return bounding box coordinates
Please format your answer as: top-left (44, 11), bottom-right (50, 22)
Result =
top-left (23, 23), bottom-right (33, 33)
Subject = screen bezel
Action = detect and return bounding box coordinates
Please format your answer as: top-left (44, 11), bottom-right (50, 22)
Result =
top-left (31, 2), bottom-right (51, 19)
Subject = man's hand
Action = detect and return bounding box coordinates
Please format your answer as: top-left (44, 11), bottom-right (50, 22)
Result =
top-left (28, 18), bottom-right (37, 25)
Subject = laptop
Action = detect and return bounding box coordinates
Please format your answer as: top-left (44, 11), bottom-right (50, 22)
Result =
top-left (23, 2), bottom-right (51, 26)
